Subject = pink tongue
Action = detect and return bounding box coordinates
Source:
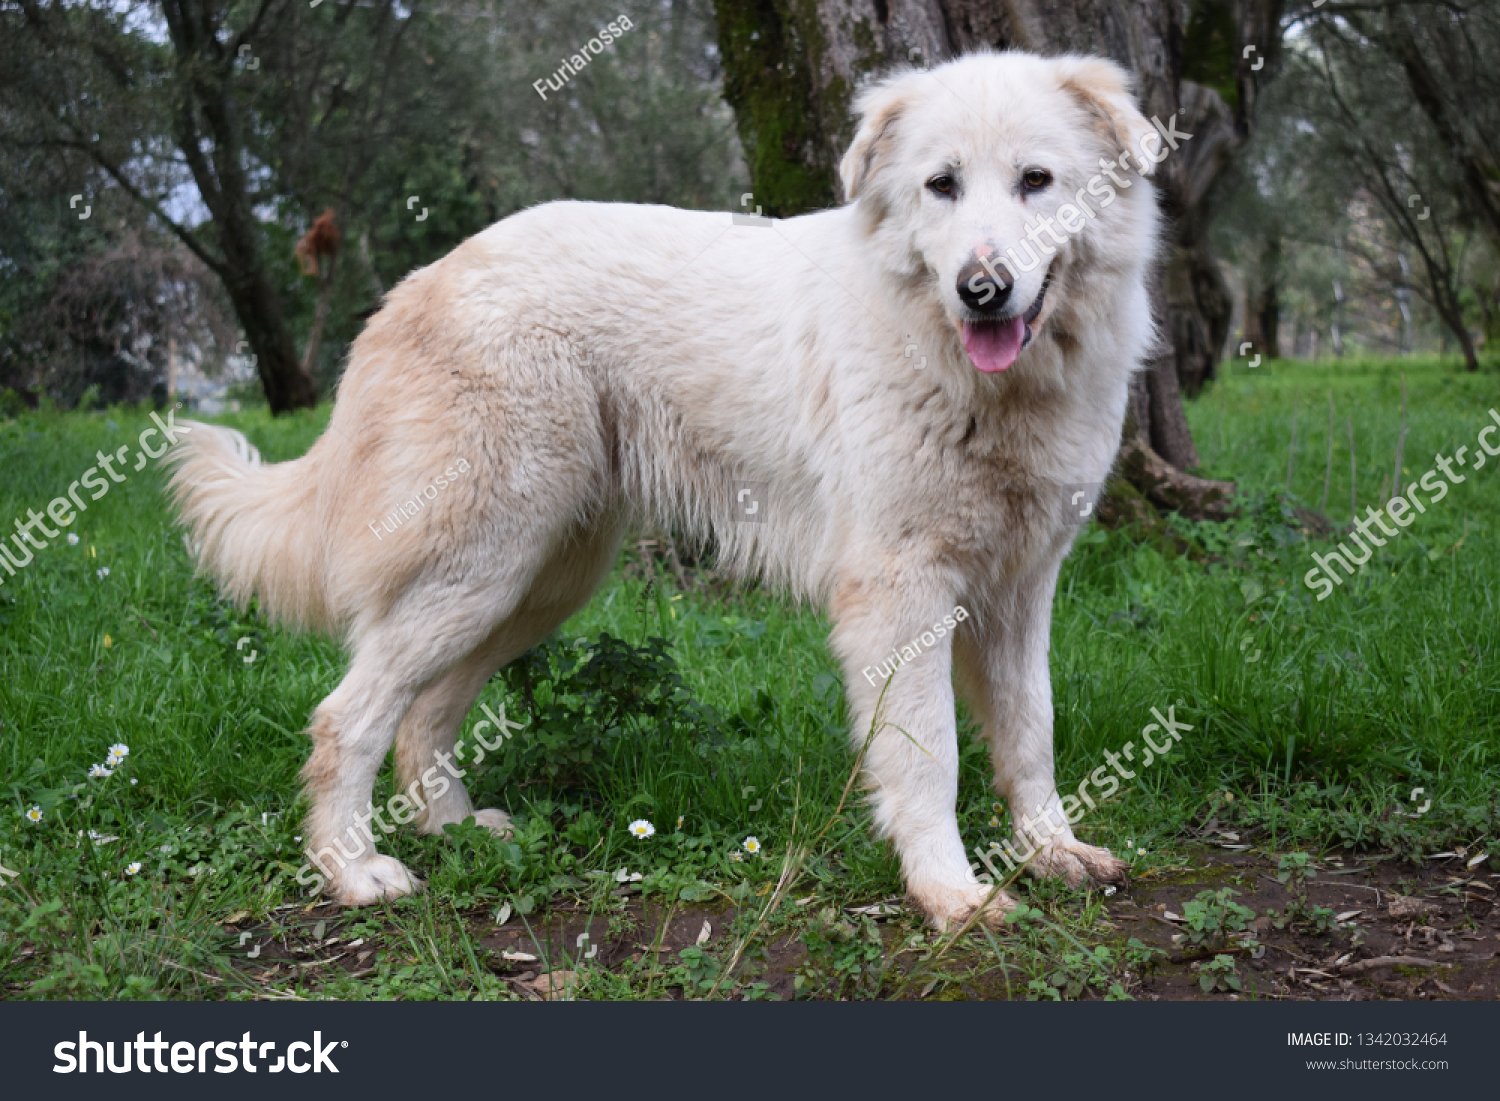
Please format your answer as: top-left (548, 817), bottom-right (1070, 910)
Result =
top-left (962, 317), bottom-right (1025, 373)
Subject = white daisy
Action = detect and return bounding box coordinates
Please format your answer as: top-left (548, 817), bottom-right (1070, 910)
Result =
top-left (988, 815), bottom-right (1001, 828)
top-left (89, 763), bottom-right (113, 778)
top-left (742, 836), bottom-right (761, 855)
top-left (730, 851), bottom-right (743, 862)
top-left (125, 862), bottom-right (142, 875)
top-left (108, 743), bottom-right (129, 759)
top-left (627, 819), bottom-right (655, 839)
top-left (1136, 847), bottom-right (1147, 856)
top-left (96, 567), bottom-right (110, 579)
top-left (67, 533), bottom-right (80, 545)
top-left (26, 806), bottom-right (42, 823)
top-left (129, 778), bottom-right (138, 785)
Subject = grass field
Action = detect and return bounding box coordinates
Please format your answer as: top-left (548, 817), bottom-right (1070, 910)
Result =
top-left (2, 353), bottom-right (1497, 1001)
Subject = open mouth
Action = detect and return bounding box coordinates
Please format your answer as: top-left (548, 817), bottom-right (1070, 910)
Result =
top-left (961, 269), bottom-right (1052, 374)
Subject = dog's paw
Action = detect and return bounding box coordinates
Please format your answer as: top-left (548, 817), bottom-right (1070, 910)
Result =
top-left (471, 808), bottom-right (514, 838)
top-left (1026, 837), bottom-right (1128, 890)
top-left (333, 855), bottom-right (425, 906)
top-left (908, 880), bottom-right (1016, 933)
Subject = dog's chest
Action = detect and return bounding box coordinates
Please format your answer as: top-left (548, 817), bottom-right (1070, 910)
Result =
top-left (882, 396), bottom-right (1102, 572)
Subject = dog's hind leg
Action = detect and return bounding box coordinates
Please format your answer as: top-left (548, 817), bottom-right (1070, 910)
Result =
top-left (391, 513), bottom-right (628, 841)
top-left (301, 566), bottom-right (546, 906)
top-left (391, 636), bottom-right (526, 841)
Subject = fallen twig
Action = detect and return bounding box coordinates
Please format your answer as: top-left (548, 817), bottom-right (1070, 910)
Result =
top-left (1339, 955), bottom-right (1438, 974)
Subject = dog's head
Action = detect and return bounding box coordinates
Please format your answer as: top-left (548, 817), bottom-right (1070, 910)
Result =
top-left (840, 51), bottom-right (1162, 375)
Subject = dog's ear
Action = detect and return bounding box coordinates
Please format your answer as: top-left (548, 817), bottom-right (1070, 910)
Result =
top-left (1055, 56), bottom-right (1159, 176)
top-left (839, 76), bottom-right (914, 202)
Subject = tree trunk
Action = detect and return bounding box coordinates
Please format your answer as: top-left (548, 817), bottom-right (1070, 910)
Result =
top-left (1439, 296), bottom-right (1480, 372)
top-left (224, 268), bottom-right (319, 413)
top-left (159, 0), bottom-right (319, 415)
top-left (1244, 236), bottom-right (1281, 360)
top-left (1482, 273), bottom-right (1500, 350)
top-left (714, 0), bottom-right (1272, 513)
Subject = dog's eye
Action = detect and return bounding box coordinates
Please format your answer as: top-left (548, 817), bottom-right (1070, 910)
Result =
top-left (1022, 168), bottom-right (1052, 192)
top-left (927, 174), bottom-right (955, 197)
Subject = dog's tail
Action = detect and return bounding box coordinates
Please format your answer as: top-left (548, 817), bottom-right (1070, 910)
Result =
top-left (166, 422), bottom-right (333, 632)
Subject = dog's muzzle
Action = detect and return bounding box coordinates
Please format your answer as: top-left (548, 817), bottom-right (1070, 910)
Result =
top-left (960, 267), bottom-right (1052, 374)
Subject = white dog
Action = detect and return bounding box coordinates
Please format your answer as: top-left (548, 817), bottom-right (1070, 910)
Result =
top-left (169, 50), bottom-right (1164, 929)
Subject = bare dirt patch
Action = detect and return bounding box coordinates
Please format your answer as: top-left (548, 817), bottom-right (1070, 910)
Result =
top-left (221, 850), bottom-right (1498, 1000)
top-left (477, 898), bottom-right (805, 1000)
top-left (1107, 849), bottom-right (1500, 1000)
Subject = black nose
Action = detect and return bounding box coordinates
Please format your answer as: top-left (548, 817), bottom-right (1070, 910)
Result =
top-left (956, 256), bottom-right (1012, 313)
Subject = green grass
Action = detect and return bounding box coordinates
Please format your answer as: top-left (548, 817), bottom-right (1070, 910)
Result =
top-left (1, 352), bottom-right (1497, 1000)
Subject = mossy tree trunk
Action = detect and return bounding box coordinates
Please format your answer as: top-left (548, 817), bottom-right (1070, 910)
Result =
top-left (715, 0), bottom-right (1284, 519)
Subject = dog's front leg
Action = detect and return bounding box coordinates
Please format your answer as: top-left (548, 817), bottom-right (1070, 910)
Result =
top-left (832, 579), bottom-right (1013, 931)
top-left (954, 561), bottom-right (1128, 891)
